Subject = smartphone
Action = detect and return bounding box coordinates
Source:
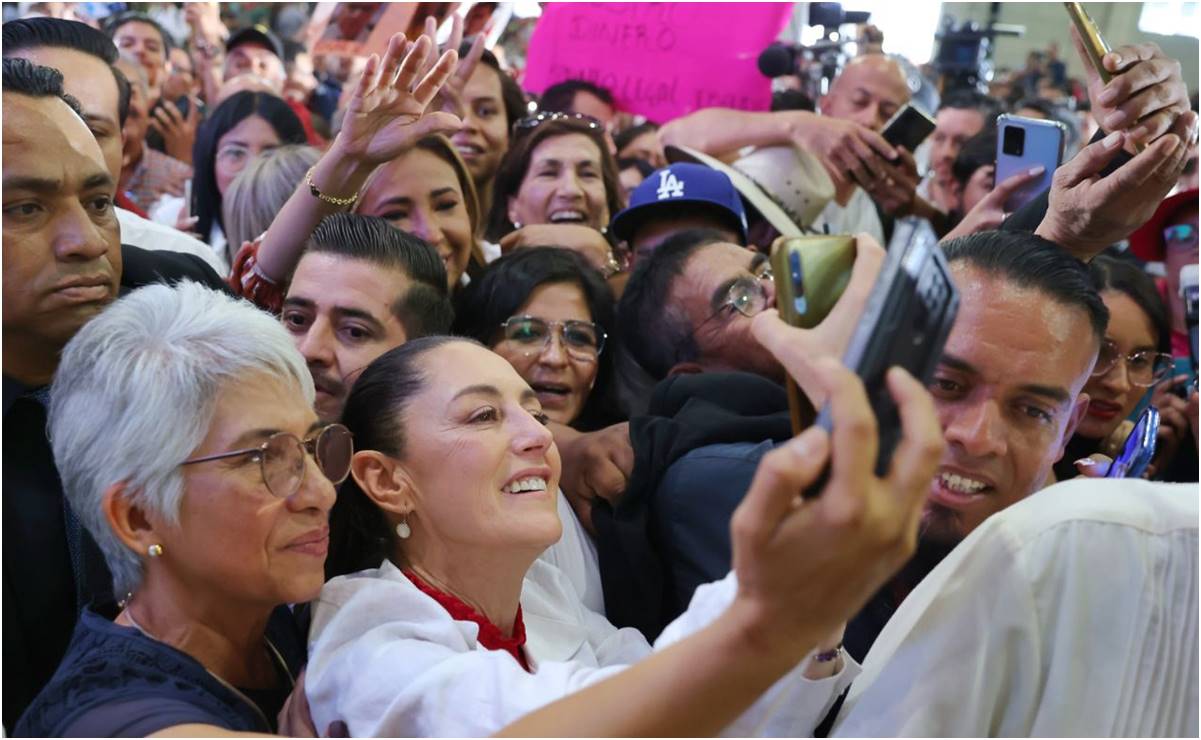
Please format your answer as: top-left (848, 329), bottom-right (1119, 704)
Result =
top-left (1181, 264), bottom-right (1198, 376)
top-left (770, 235), bottom-right (857, 433)
top-left (807, 218), bottom-right (959, 494)
top-left (1065, 2), bottom-right (1112, 85)
top-left (881, 103), bottom-right (937, 155)
top-left (995, 114), bottom-right (1067, 212)
top-left (1106, 406), bottom-right (1160, 479)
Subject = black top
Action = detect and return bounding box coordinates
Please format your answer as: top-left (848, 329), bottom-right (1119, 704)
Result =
top-left (2, 245), bottom-right (230, 730)
top-left (14, 605), bottom-right (306, 737)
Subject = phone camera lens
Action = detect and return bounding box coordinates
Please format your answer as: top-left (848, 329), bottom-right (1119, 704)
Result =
top-left (1003, 126), bottom-right (1025, 156)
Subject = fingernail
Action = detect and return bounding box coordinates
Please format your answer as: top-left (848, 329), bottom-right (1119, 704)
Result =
top-left (1103, 131), bottom-right (1123, 148)
top-left (1108, 52), bottom-right (1123, 67)
top-left (1074, 457), bottom-right (1096, 468)
top-left (1097, 87), bottom-right (1118, 105)
top-left (1027, 165), bottom-right (1045, 176)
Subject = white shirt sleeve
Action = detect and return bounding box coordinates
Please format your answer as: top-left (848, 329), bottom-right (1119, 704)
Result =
top-left (308, 564), bottom-right (856, 737)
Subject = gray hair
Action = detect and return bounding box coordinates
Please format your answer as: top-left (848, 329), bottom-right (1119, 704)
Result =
top-left (48, 281), bottom-right (315, 596)
top-left (222, 144), bottom-right (320, 249)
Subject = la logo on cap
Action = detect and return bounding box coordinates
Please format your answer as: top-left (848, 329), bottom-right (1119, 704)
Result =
top-left (656, 170), bottom-right (685, 200)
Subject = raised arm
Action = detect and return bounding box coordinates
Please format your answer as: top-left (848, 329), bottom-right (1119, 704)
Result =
top-left (252, 32), bottom-right (461, 283)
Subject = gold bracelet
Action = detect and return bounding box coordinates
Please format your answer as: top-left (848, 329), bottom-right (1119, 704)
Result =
top-left (305, 166), bottom-right (358, 207)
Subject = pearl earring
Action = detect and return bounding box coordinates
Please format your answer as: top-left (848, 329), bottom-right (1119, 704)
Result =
top-left (147, 544), bottom-right (164, 558)
top-left (512, 220), bottom-right (523, 230)
top-left (395, 519), bottom-right (411, 539)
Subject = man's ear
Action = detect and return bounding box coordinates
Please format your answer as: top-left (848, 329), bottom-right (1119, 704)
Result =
top-left (349, 450), bottom-right (416, 517)
top-left (1054, 392), bottom-right (1091, 463)
top-left (667, 361), bottom-right (705, 377)
top-left (103, 481), bottom-right (165, 557)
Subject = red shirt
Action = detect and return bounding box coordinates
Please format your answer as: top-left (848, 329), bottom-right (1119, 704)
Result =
top-left (403, 569), bottom-right (532, 672)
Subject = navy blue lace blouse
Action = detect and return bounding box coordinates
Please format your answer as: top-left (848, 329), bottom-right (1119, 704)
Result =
top-left (14, 606), bottom-right (305, 737)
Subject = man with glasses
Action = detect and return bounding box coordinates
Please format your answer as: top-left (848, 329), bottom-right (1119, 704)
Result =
top-left (606, 229), bottom-right (1107, 657)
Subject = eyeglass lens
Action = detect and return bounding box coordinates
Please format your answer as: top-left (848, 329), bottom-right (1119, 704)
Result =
top-left (1093, 342), bottom-right (1172, 386)
top-left (263, 425), bottom-right (353, 498)
top-left (505, 317), bottom-right (603, 360)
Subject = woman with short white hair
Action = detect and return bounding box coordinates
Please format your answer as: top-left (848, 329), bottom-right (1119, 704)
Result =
top-left (16, 282), bottom-right (352, 737)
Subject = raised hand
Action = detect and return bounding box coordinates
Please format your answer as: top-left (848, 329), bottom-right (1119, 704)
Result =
top-left (1034, 111), bottom-right (1197, 261)
top-left (148, 97), bottom-right (201, 165)
top-left (423, 14), bottom-right (490, 119)
top-left (791, 113), bottom-right (898, 191)
top-left (726, 355), bottom-right (943, 660)
top-left (751, 233), bottom-right (886, 407)
top-left (337, 32), bottom-right (462, 166)
top-left (940, 164), bottom-right (1047, 242)
top-left (1071, 25), bottom-right (1191, 151)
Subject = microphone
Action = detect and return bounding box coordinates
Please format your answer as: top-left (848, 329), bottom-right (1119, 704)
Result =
top-left (758, 43), bottom-right (798, 78)
top-left (1181, 264), bottom-right (1198, 374)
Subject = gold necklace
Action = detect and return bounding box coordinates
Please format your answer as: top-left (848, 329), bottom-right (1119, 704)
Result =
top-left (122, 608), bottom-right (294, 729)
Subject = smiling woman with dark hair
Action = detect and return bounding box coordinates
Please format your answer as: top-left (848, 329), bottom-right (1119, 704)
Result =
top-left (453, 247), bottom-right (620, 431)
top-left (484, 115), bottom-right (624, 243)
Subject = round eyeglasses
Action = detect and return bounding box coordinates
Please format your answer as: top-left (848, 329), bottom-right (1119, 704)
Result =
top-left (696, 259), bottom-right (774, 333)
top-left (1091, 340), bottom-right (1174, 388)
top-left (499, 315), bottom-right (607, 362)
top-left (180, 424), bottom-right (353, 498)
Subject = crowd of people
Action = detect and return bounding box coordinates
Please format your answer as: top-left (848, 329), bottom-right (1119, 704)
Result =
top-left (2, 2), bottom-right (1199, 737)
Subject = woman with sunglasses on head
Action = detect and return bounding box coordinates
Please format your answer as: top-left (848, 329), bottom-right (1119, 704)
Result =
top-left (15, 282), bottom-right (354, 737)
top-left (1056, 255), bottom-right (1179, 482)
top-left (484, 113), bottom-right (627, 278)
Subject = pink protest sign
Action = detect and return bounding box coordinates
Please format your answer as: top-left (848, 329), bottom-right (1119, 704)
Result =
top-left (521, 3), bottom-right (793, 123)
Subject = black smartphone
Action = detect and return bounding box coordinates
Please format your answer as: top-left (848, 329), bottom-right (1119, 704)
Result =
top-left (807, 218), bottom-right (959, 494)
top-left (881, 103), bottom-right (936, 154)
top-left (1106, 406), bottom-right (1160, 479)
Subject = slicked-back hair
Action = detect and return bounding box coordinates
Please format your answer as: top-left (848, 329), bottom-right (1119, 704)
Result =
top-left (2, 57), bottom-right (83, 117)
top-left (48, 281), bottom-right (314, 597)
top-left (191, 91), bottom-right (306, 252)
top-left (1, 17), bottom-right (126, 122)
top-left (452, 246), bottom-right (620, 429)
top-left (617, 228), bottom-right (731, 380)
top-left (327, 335), bottom-right (476, 579)
top-left (304, 213), bottom-right (453, 339)
top-left (1088, 254), bottom-right (1171, 354)
top-left (942, 230), bottom-right (1108, 342)
top-left (540, 78), bottom-right (615, 114)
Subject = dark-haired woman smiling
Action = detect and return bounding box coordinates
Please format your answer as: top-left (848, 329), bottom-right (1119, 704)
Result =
top-left (1055, 255), bottom-right (1176, 481)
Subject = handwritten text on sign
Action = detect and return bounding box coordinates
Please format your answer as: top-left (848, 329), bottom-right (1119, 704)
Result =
top-left (522, 3), bottom-right (793, 123)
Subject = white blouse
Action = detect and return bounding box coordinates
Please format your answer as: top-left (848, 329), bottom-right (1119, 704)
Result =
top-left (305, 558), bottom-right (857, 737)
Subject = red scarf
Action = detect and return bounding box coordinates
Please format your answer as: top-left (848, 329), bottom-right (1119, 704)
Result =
top-left (404, 570), bottom-right (531, 672)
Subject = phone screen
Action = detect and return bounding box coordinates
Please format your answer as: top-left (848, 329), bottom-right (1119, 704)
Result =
top-left (1107, 406), bottom-right (1160, 478)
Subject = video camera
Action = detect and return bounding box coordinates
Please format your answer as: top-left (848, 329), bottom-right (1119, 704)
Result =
top-left (757, 3), bottom-right (872, 104)
top-left (933, 16), bottom-right (1024, 94)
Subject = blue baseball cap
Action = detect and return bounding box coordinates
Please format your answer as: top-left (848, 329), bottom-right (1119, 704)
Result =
top-left (609, 163), bottom-right (749, 244)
